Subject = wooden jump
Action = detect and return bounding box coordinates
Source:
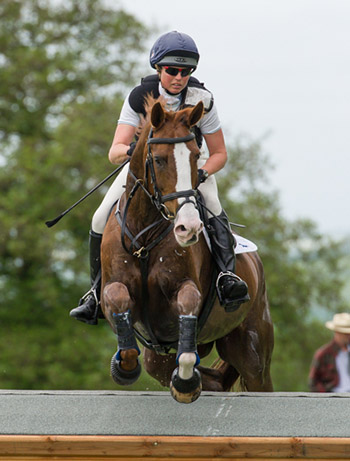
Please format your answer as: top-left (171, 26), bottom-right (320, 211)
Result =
top-left (1, 435), bottom-right (350, 460)
top-left (1, 390), bottom-right (349, 460)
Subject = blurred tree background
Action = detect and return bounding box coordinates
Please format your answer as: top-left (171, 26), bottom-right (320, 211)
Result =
top-left (0, 0), bottom-right (349, 392)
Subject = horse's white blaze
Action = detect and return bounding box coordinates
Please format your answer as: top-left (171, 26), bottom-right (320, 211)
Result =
top-left (178, 352), bottom-right (197, 380)
top-left (173, 143), bottom-right (203, 246)
top-left (174, 143), bottom-right (192, 192)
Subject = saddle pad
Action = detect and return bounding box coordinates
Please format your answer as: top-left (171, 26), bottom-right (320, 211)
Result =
top-left (234, 234), bottom-right (258, 254)
top-left (203, 230), bottom-right (258, 254)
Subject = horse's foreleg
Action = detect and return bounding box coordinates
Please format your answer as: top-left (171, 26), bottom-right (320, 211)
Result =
top-left (170, 310), bottom-right (202, 404)
top-left (168, 282), bottom-right (202, 403)
top-left (103, 282), bottom-right (141, 385)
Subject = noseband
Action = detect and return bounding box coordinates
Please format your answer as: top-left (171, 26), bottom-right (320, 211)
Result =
top-left (146, 128), bottom-right (200, 220)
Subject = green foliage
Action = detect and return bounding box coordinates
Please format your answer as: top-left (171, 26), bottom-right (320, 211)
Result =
top-left (217, 136), bottom-right (349, 391)
top-left (1, 0), bottom-right (348, 393)
top-left (0, 0), bottom-right (156, 390)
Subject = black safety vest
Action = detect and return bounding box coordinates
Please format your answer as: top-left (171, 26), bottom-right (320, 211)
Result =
top-left (128, 75), bottom-right (214, 148)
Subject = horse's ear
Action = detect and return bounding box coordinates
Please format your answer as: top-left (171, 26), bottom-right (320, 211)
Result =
top-left (188, 101), bottom-right (204, 127)
top-left (151, 102), bottom-right (165, 129)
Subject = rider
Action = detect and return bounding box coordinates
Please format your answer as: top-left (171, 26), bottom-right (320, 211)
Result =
top-left (70, 31), bottom-right (249, 325)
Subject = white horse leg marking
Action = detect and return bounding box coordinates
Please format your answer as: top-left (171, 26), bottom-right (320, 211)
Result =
top-left (178, 352), bottom-right (197, 380)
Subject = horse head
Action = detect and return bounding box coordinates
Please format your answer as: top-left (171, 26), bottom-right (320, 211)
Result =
top-left (146, 100), bottom-right (205, 247)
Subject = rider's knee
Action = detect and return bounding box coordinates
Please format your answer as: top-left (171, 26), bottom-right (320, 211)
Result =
top-left (91, 208), bottom-right (107, 235)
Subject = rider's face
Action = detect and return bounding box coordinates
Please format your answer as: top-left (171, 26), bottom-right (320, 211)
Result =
top-left (159, 67), bottom-right (191, 95)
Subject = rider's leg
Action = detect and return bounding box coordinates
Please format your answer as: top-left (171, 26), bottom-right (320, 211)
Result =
top-left (198, 167), bottom-right (249, 311)
top-left (208, 210), bottom-right (249, 311)
top-left (70, 164), bottom-right (130, 324)
top-left (69, 230), bottom-right (102, 325)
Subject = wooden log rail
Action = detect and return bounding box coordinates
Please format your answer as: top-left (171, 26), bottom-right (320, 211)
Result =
top-left (1, 391), bottom-right (350, 460)
top-left (1, 435), bottom-right (350, 460)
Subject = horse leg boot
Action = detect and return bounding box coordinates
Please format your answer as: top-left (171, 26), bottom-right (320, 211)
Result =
top-left (208, 210), bottom-right (250, 312)
top-left (69, 230), bottom-right (102, 325)
top-left (110, 310), bottom-right (141, 385)
top-left (170, 315), bottom-right (202, 404)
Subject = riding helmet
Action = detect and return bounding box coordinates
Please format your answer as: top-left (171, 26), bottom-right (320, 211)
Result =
top-left (149, 31), bottom-right (200, 69)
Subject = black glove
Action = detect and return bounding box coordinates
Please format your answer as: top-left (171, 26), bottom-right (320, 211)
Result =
top-left (197, 168), bottom-right (209, 186)
top-left (126, 142), bottom-right (137, 157)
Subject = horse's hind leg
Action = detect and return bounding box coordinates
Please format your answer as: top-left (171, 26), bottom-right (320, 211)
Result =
top-left (198, 361), bottom-right (240, 392)
top-left (103, 282), bottom-right (141, 385)
top-left (143, 348), bottom-right (177, 387)
top-left (216, 321), bottom-right (273, 392)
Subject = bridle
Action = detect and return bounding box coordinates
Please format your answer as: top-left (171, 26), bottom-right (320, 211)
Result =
top-left (145, 128), bottom-right (200, 220)
top-left (116, 127), bottom-right (201, 258)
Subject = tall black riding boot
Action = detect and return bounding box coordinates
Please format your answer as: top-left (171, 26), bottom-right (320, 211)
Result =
top-left (69, 230), bottom-right (102, 325)
top-left (208, 210), bottom-right (250, 312)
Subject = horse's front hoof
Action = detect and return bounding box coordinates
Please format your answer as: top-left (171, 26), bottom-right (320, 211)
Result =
top-left (170, 367), bottom-right (202, 404)
top-left (110, 352), bottom-right (141, 385)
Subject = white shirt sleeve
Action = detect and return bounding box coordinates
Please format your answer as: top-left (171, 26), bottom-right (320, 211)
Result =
top-left (117, 92), bottom-right (141, 127)
top-left (197, 103), bottom-right (221, 135)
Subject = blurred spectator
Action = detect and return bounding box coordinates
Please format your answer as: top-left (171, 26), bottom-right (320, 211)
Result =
top-left (309, 313), bottom-right (350, 392)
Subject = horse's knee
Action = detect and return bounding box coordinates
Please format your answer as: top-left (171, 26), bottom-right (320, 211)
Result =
top-left (103, 282), bottom-right (132, 320)
top-left (177, 281), bottom-right (201, 316)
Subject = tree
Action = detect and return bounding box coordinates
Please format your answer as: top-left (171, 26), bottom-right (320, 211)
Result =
top-left (217, 135), bottom-right (349, 390)
top-left (0, 0), bottom-right (153, 389)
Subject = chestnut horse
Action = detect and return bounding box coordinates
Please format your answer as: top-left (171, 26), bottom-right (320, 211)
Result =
top-left (101, 100), bottom-right (274, 403)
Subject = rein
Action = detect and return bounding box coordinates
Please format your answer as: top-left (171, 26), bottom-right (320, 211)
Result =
top-left (115, 127), bottom-right (201, 353)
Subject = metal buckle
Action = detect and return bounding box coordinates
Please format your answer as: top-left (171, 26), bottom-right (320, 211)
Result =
top-left (133, 247), bottom-right (148, 259)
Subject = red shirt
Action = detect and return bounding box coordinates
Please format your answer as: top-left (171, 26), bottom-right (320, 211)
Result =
top-left (308, 339), bottom-right (340, 392)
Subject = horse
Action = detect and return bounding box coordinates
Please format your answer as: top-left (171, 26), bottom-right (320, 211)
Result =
top-left (100, 99), bottom-right (274, 403)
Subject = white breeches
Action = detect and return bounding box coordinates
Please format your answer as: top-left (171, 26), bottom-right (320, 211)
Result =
top-left (91, 159), bottom-right (222, 235)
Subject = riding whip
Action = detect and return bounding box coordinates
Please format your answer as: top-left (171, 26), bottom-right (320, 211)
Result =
top-left (45, 158), bottom-right (130, 228)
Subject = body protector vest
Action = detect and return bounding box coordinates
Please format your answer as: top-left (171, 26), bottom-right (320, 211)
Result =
top-left (128, 74), bottom-right (214, 148)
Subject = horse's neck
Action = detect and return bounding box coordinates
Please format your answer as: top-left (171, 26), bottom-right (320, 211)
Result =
top-left (123, 170), bottom-right (160, 233)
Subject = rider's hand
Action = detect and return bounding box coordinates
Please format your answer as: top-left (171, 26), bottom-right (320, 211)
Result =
top-left (197, 168), bottom-right (209, 186)
top-left (126, 142), bottom-right (137, 157)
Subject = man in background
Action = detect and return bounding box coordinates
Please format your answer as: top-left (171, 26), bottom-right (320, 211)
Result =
top-left (309, 312), bottom-right (350, 392)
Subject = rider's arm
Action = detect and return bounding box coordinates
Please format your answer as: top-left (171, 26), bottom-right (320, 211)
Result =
top-left (108, 92), bottom-right (141, 165)
top-left (201, 128), bottom-right (228, 175)
top-left (108, 123), bottom-right (137, 165)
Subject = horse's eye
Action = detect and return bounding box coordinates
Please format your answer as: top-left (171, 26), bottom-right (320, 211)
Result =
top-left (194, 153), bottom-right (200, 161)
top-left (154, 156), bottom-right (166, 167)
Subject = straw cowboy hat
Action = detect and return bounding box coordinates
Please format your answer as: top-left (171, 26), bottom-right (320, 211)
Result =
top-left (325, 313), bottom-right (350, 334)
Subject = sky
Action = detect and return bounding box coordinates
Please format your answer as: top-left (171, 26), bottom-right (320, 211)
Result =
top-left (119, 0), bottom-right (350, 237)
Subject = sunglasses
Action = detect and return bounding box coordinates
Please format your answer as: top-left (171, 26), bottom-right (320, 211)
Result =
top-left (163, 66), bottom-right (193, 77)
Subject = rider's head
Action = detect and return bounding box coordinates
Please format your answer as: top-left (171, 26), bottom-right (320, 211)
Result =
top-left (150, 31), bottom-right (200, 94)
top-left (150, 31), bottom-right (200, 70)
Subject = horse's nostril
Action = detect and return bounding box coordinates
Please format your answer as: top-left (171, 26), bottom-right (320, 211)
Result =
top-left (176, 225), bottom-right (186, 233)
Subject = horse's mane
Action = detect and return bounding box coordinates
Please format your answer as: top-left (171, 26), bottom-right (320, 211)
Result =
top-left (135, 94), bottom-right (167, 144)
top-left (135, 94), bottom-right (196, 148)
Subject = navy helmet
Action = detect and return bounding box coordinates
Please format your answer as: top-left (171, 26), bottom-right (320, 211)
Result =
top-left (149, 31), bottom-right (200, 69)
